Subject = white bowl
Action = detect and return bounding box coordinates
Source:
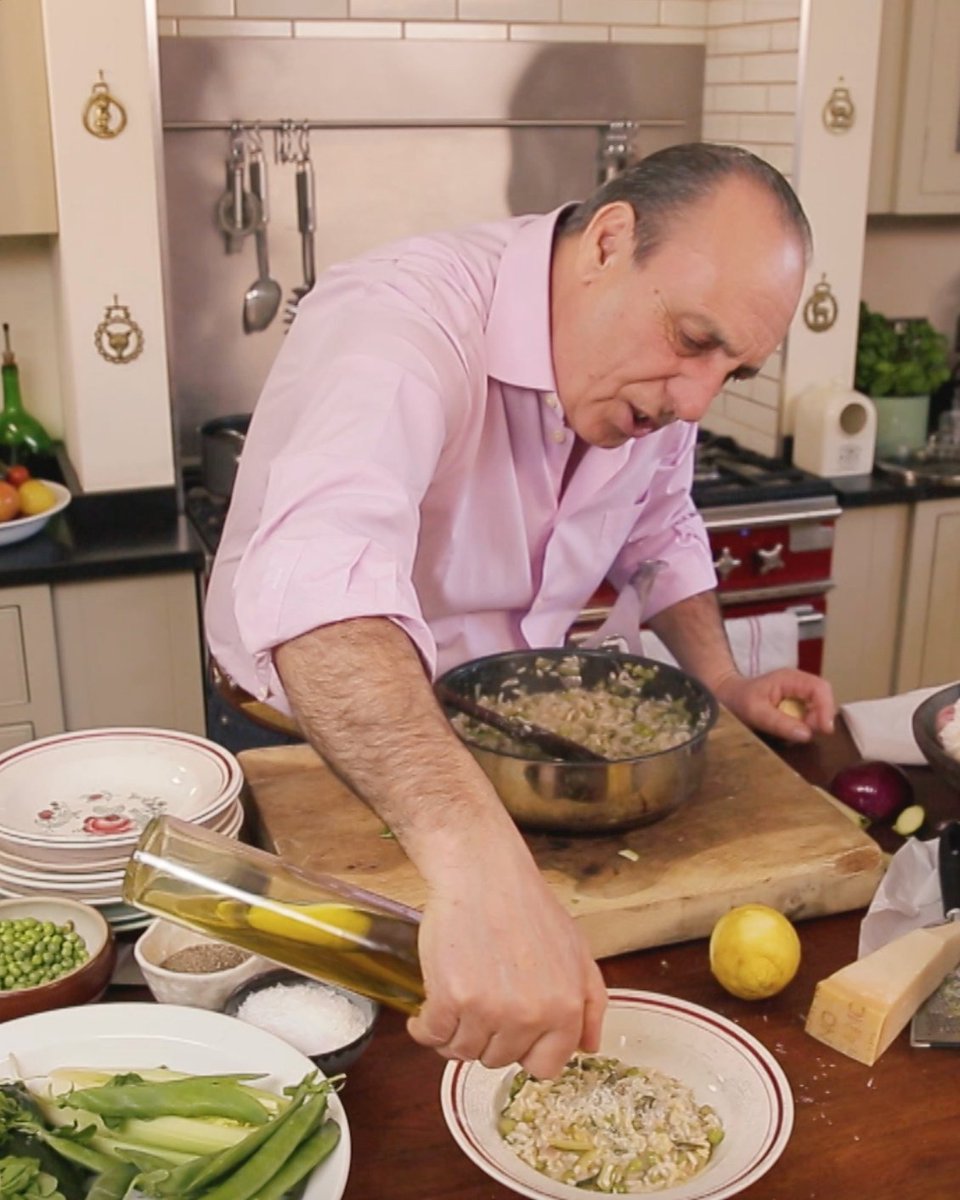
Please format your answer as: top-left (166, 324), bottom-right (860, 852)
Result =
top-left (441, 989), bottom-right (793, 1200)
top-left (134, 918), bottom-right (271, 1010)
top-left (0, 480), bottom-right (71, 548)
top-left (0, 727), bottom-right (242, 848)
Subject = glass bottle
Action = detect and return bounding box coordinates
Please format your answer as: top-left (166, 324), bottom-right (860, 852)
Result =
top-left (123, 815), bottom-right (425, 1015)
top-left (1, 323), bottom-right (53, 461)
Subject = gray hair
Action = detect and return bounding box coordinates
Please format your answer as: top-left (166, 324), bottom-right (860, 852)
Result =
top-left (562, 142), bottom-right (812, 263)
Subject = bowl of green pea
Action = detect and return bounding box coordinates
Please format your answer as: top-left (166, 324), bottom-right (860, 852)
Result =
top-left (0, 897), bottom-right (116, 1022)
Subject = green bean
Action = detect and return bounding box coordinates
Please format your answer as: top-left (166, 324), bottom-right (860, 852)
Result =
top-left (193, 1090), bottom-right (330, 1200)
top-left (62, 1079), bottom-right (270, 1126)
top-left (247, 1120), bottom-right (341, 1200)
top-left (84, 1163), bottom-right (137, 1200)
top-left (149, 1076), bottom-right (327, 1197)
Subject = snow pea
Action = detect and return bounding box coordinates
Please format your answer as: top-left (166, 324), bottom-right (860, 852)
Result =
top-left (62, 1079), bottom-right (270, 1126)
top-left (84, 1163), bottom-right (137, 1200)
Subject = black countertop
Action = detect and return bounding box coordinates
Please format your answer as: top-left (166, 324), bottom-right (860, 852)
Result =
top-left (828, 469), bottom-right (960, 508)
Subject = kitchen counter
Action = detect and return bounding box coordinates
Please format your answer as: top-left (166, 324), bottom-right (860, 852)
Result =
top-left (105, 723), bottom-right (960, 1200)
top-left (0, 485), bottom-right (204, 588)
top-left (830, 468), bottom-right (960, 508)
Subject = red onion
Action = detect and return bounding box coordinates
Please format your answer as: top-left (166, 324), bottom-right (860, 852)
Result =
top-left (828, 760), bottom-right (915, 823)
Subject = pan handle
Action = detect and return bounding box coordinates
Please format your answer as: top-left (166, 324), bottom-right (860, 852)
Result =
top-left (939, 821), bottom-right (960, 920)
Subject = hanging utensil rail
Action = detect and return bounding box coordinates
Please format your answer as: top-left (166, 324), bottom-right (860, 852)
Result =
top-left (164, 117), bottom-right (682, 131)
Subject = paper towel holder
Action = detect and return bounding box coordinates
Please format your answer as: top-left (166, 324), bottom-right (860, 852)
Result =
top-left (792, 383), bottom-right (877, 478)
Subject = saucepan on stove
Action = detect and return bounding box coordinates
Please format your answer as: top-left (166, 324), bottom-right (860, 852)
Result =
top-left (200, 413), bottom-right (251, 498)
top-left (436, 647), bottom-right (718, 835)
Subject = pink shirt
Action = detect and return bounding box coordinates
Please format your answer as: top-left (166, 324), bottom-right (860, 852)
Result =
top-left (205, 209), bottom-right (716, 712)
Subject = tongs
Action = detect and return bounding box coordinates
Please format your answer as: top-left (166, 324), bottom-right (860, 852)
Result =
top-left (435, 684), bottom-right (606, 764)
top-left (579, 560), bottom-right (666, 654)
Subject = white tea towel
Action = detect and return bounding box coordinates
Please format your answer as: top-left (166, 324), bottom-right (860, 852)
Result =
top-left (841, 683), bottom-right (957, 766)
top-left (641, 611), bottom-right (799, 677)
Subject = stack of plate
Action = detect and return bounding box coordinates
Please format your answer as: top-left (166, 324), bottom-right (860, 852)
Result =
top-left (0, 728), bottom-right (245, 933)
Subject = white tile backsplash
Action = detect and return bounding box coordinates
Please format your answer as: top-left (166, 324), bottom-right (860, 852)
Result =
top-left (177, 16), bottom-right (292, 34)
top-left (561, 0), bottom-right (657, 23)
top-left (739, 50), bottom-right (796, 81)
top-left (294, 18), bottom-right (401, 34)
top-left (659, 0), bottom-right (707, 26)
top-left (611, 25), bottom-right (703, 42)
top-left (237, 0), bottom-right (345, 15)
top-left (459, 0), bottom-right (559, 21)
top-left (403, 21), bottom-right (506, 39)
top-left (509, 22), bottom-right (608, 41)
top-left (351, 0), bottom-right (452, 15)
top-left (158, 0), bottom-right (233, 15)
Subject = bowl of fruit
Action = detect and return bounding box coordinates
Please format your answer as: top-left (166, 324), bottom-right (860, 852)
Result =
top-left (0, 467), bottom-right (70, 548)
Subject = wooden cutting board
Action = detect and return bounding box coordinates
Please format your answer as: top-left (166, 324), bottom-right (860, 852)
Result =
top-left (238, 709), bottom-right (885, 959)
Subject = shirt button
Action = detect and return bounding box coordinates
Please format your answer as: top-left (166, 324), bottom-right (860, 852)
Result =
top-left (544, 393), bottom-right (559, 411)
top-left (552, 428), bottom-right (567, 444)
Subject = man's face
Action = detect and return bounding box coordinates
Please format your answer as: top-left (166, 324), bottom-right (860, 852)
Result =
top-left (550, 178), bottom-right (807, 449)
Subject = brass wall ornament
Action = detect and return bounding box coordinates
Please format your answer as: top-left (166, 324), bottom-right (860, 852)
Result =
top-left (94, 297), bottom-right (144, 364)
top-left (803, 275), bottom-right (839, 333)
top-left (82, 71), bottom-right (128, 139)
top-left (822, 80), bottom-right (855, 133)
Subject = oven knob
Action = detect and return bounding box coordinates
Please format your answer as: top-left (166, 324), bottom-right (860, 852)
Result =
top-left (756, 542), bottom-right (785, 575)
top-left (713, 546), bottom-right (743, 580)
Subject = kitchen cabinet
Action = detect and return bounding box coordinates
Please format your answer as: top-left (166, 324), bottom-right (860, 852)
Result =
top-left (0, 0), bottom-right (58, 237)
top-left (822, 503), bottom-right (909, 703)
top-left (895, 495), bottom-right (960, 690)
top-left (868, 0), bottom-right (960, 214)
top-left (0, 571), bottom-right (206, 749)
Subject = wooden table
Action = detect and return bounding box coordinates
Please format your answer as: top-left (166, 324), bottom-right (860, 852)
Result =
top-left (113, 723), bottom-right (960, 1200)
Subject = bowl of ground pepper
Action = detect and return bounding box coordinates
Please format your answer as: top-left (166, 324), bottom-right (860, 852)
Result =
top-left (133, 919), bottom-right (271, 1010)
top-left (0, 896), bottom-right (116, 1022)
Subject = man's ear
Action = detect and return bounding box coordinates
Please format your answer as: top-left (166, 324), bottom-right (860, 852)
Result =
top-left (577, 201), bottom-right (637, 279)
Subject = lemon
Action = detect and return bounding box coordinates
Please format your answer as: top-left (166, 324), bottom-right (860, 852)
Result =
top-left (709, 903), bottom-right (801, 1000)
top-left (18, 479), bottom-right (57, 516)
top-left (245, 901), bottom-right (372, 950)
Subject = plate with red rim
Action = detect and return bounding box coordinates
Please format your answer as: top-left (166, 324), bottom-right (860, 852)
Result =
top-left (440, 990), bottom-right (793, 1200)
top-left (0, 728), bottom-right (242, 848)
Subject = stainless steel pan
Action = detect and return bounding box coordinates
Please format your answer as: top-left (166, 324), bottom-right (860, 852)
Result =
top-left (200, 413), bottom-right (250, 498)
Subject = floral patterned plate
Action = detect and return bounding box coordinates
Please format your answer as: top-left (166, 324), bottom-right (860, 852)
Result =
top-left (0, 728), bottom-right (242, 847)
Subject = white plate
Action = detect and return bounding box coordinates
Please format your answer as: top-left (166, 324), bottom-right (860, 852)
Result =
top-left (441, 990), bottom-right (793, 1200)
top-left (0, 480), bottom-right (71, 548)
top-left (0, 728), bottom-right (242, 846)
top-left (0, 1002), bottom-right (351, 1200)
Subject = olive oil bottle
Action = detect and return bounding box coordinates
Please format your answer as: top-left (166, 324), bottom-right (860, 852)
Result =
top-left (123, 815), bottom-right (425, 1014)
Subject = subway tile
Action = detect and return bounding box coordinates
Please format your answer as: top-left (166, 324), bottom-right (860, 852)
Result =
top-left (509, 22), bottom-right (608, 40)
top-left (237, 0), bottom-right (345, 14)
top-left (351, 0), bottom-right (453, 15)
top-left (157, 0), bottom-right (233, 16)
top-left (404, 20), bottom-right (507, 37)
top-left (561, 0), bottom-right (657, 23)
top-left (659, 0), bottom-right (706, 25)
top-left (708, 23), bottom-right (770, 52)
top-left (756, 143), bottom-right (793, 176)
top-left (739, 51), bottom-right (796, 82)
top-left (157, 18), bottom-right (178, 34)
top-left (707, 0), bottom-right (744, 26)
top-left (766, 82), bottom-right (796, 113)
top-left (744, 0), bottom-right (799, 20)
top-left (737, 112), bottom-right (795, 141)
top-left (177, 17), bottom-right (292, 34)
top-left (294, 18), bottom-right (401, 34)
top-left (459, 0), bottom-right (559, 20)
top-left (770, 21), bottom-right (798, 50)
top-left (611, 24), bottom-right (703, 42)
top-left (700, 112), bottom-right (741, 140)
top-left (704, 54), bottom-right (742, 83)
top-left (709, 83), bottom-right (768, 113)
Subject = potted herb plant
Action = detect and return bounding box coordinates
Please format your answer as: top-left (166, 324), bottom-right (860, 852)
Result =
top-left (855, 301), bottom-right (952, 457)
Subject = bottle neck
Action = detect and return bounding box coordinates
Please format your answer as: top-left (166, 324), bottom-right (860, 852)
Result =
top-left (2, 364), bottom-right (24, 415)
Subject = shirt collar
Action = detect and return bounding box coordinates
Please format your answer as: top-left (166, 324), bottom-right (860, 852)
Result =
top-left (485, 205), bottom-right (573, 393)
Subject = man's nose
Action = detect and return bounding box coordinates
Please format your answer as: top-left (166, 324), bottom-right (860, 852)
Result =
top-left (668, 362), bottom-right (730, 422)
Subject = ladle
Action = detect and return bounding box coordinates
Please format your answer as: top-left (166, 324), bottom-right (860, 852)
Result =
top-left (435, 683), bottom-right (607, 764)
top-left (242, 139), bottom-right (282, 333)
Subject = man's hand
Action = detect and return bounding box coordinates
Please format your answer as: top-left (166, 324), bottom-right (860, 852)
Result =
top-left (408, 842), bottom-right (607, 1080)
top-left (712, 667), bottom-right (836, 743)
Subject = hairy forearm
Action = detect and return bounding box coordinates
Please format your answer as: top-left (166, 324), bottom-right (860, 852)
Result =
top-left (646, 589), bottom-right (738, 691)
top-left (273, 617), bottom-right (522, 886)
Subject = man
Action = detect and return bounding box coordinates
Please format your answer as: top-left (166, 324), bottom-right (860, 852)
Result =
top-left (206, 143), bottom-right (835, 1081)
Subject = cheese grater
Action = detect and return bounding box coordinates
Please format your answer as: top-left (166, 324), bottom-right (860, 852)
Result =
top-left (911, 821), bottom-right (960, 1047)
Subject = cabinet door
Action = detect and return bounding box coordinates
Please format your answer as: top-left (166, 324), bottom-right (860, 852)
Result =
top-left (0, 584), bottom-right (64, 741)
top-left (822, 505), bottom-right (909, 702)
top-left (870, 0), bottom-right (960, 214)
top-left (52, 571), bottom-right (206, 736)
top-left (895, 498), bottom-right (960, 690)
top-left (0, 0), bottom-right (58, 236)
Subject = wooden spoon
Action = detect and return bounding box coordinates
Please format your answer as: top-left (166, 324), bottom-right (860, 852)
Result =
top-left (435, 683), bottom-right (607, 764)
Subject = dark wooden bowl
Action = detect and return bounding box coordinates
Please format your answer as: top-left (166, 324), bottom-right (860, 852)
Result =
top-left (913, 682), bottom-right (960, 793)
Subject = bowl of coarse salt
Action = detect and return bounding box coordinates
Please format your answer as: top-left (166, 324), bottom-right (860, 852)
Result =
top-left (222, 967), bottom-right (379, 1076)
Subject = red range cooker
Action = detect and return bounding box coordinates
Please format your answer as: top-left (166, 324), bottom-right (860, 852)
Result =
top-left (579, 434), bottom-right (841, 674)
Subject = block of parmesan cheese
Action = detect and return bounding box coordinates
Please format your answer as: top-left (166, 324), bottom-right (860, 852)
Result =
top-left (805, 920), bottom-right (960, 1065)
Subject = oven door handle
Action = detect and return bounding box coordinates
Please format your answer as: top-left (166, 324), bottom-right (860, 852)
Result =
top-left (703, 503), bottom-right (843, 531)
top-left (787, 603), bottom-right (825, 641)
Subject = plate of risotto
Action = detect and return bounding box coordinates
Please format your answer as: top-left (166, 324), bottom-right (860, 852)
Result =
top-left (440, 990), bottom-right (792, 1199)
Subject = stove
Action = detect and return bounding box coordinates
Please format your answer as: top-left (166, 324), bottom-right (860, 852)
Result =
top-left (692, 432), bottom-right (837, 511)
top-left (185, 487), bottom-right (229, 559)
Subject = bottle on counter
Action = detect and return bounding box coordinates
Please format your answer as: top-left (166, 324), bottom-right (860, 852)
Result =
top-left (1, 322), bottom-right (53, 462)
top-left (123, 814), bottom-right (425, 1015)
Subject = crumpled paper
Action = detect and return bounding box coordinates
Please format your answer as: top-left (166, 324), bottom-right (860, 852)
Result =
top-left (858, 835), bottom-right (942, 957)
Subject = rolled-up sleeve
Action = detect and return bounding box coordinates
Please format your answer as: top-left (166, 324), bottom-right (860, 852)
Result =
top-left (606, 424), bottom-right (717, 619)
